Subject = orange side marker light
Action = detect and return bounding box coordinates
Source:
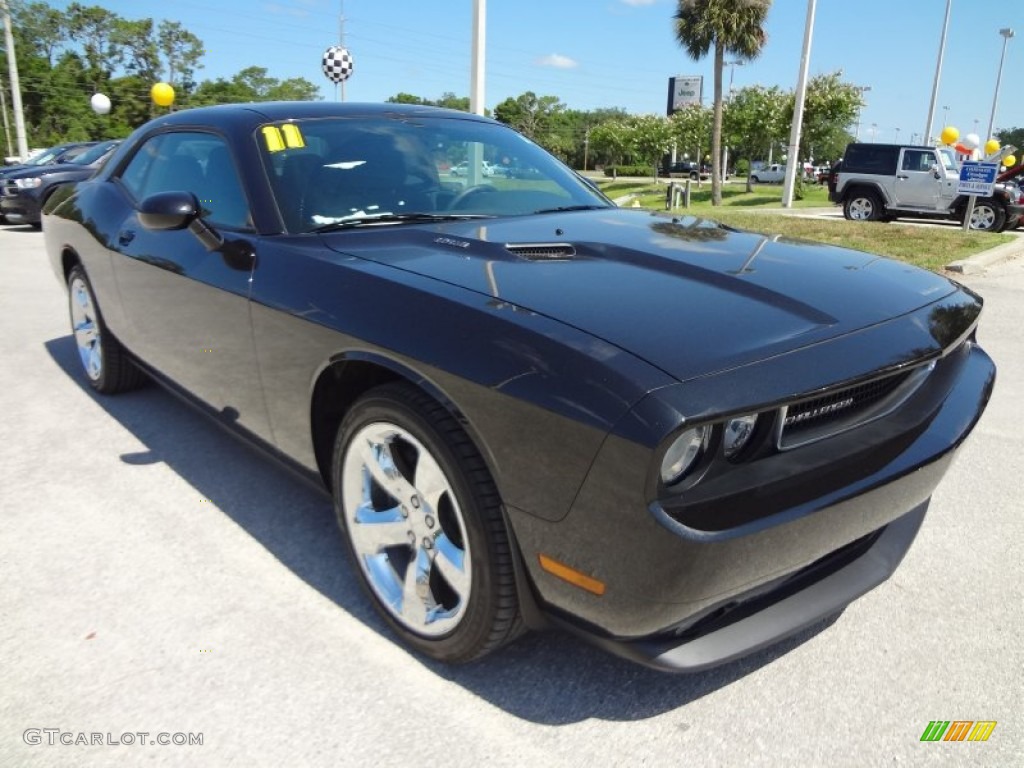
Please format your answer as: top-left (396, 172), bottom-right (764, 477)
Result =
top-left (538, 554), bottom-right (606, 596)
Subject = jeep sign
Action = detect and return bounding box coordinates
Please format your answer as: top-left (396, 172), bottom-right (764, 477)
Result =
top-left (667, 76), bottom-right (703, 115)
top-left (958, 162), bottom-right (999, 196)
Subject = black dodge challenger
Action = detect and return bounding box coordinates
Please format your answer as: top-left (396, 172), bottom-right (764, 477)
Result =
top-left (43, 102), bottom-right (995, 671)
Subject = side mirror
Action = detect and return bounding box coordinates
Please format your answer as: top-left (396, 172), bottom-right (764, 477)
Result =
top-left (138, 191), bottom-right (200, 231)
top-left (138, 190), bottom-right (224, 251)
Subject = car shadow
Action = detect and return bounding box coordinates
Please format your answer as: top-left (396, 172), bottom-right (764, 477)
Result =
top-left (45, 334), bottom-right (840, 725)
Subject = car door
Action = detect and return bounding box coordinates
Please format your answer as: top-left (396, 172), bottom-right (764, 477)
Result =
top-left (108, 130), bottom-right (273, 439)
top-left (892, 148), bottom-right (941, 209)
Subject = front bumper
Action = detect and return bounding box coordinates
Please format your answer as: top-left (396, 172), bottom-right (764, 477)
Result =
top-left (507, 336), bottom-right (994, 671)
top-left (564, 500), bottom-right (927, 672)
top-left (0, 190), bottom-right (41, 224)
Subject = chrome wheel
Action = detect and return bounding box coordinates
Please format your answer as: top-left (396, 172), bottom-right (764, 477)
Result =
top-left (341, 421), bottom-right (472, 637)
top-left (969, 202), bottom-right (1004, 231)
top-left (846, 196), bottom-right (876, 220)
top-left (69, 275), bottom-right (102, 381)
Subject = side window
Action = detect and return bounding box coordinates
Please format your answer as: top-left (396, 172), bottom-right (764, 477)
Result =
top-left (901, 150), bottom-right (932, 172)
top-left (116, 132), bottom-right (252, 230)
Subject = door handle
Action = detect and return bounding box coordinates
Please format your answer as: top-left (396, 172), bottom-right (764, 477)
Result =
top-left (896, 175), bottom-right (909, 180)
top-left (118, 229), bottom-right (136, 246)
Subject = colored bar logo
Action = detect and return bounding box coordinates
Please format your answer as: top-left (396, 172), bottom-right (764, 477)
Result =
top-left (920, 721), bottom-right (997, 742)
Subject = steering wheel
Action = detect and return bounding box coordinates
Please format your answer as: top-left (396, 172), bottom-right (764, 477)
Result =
top-left (448, 184), bottom-right (497, 211)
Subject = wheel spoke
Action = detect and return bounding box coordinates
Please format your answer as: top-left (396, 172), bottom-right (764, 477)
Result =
top-left (432, 533), bottom-right (470, 598)
top-left (358, 437), bottom-right (418, 504)
top-left (400, 546), bottom-right (431, 624)
top-left (413, 451), bottom-right (448, 513)
top-left (349, 503), bottom-right (410, 553)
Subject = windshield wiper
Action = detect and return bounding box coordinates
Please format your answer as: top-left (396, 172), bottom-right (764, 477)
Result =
top-left (312, 212), bottom-right (492, 233)
top-left (531, 204), bottom-right (611, 214)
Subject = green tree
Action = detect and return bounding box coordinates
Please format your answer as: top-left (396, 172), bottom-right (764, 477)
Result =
top-left (385, 91), bottom-right (470, 112)
top-left (996, 127), bottom-right (1024, 157)
top-left (674, 0), bottom-right (771, 204)
top-left (192, 66), bottom-right (319, 105)
top-left (722, 84), bottom-right (786, 190)
top-left (669, 103), bottom-right (712, 169)
top-left (588, 120), bottom-right (630, 169)
top-left (627, 114), bottom-right (674, 180)
top-left (493, 91), bottom-right (566, 142)
top-left (791, 71), bottom-right (862, 165)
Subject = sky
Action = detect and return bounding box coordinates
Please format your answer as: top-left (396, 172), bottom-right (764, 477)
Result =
top-left (47, 0), bottom-right (1024, 149)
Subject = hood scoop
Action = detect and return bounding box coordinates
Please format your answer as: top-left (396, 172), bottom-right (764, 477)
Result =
top-left (505, 242), bottom-right (577, 261)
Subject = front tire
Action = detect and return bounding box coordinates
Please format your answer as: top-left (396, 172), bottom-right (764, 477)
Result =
top-left (843, 191), bottom-right (883, 221)
top-left (67, 265), bottom-right (145, 394)
top-left (332, 382), bottom-right (522, 663)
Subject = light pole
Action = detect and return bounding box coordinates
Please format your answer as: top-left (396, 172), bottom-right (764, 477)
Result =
top-left (870, 123), bottom-right (878, 142)
top-left (942, 105), bottom-right (949, 127)
top-left (924, 0), bottom-right (953, 146)
top-left (986, 27), bottom-right (1014, 140)
top-left (724, 59), bottom-right (744, 100)
top-left (781, 0), bottom-right (817, 208)
top-left (895, 127), bottom-right (901, 143)
top-left (853, 85), bottom-right (871, 140)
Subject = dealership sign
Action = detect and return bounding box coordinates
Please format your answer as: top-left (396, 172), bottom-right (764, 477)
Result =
top-left (667, 76), bottom-right (703, 115)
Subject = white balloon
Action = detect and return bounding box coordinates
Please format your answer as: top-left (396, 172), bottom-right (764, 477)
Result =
top-left (90, 93), bottom-right (111, 115)
top-left (962, 132), bottom-right (980, 150)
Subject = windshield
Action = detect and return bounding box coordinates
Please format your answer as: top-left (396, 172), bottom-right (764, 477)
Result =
top-left (28, 146), bottom-right (67, 166)
top-left (258, 115), bottom-right (610, 233)
top-left (938, 147), bottom-right (960, 172)
top-left (71, 141), bottom-right (118, 166)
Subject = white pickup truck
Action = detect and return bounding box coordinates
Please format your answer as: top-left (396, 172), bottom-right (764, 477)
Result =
top-left (750, 163), bottom-right (788, 183)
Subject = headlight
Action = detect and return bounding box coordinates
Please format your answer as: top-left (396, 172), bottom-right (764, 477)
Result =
top-left (15, 177), bottom-right (43, 189)
top-left (660, 426), bottom-right (708, 485)
top-left (723, 414), bottom-right (758, 459)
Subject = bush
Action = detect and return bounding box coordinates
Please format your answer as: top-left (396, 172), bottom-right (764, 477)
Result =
top-left (603, 164), bottom-right (656, 178)
top-left (734, 159), bottom-right (749, 177)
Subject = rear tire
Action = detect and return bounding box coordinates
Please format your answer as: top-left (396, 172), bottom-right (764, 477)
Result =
top-left (67, 265), bottom-right (145, 394)
top-left (843, 191), bottom-right (883, 221)
top-left (332, 382), bottom-right (523, 663)
top-left (966, 200), bottom-right (1006, 232)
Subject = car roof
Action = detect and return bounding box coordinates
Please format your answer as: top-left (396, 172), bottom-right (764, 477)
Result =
top-left (148, 101), bottom-right (496, 131)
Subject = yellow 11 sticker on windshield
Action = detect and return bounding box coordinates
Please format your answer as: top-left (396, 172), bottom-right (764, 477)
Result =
top-left (262, 123), bottom-right (306, 152)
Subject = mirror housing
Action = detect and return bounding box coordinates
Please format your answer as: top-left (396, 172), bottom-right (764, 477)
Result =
top-left (138, 191), bottom-right (199, 231)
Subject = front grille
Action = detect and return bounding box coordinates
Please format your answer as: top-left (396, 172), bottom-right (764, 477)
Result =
top-left (505, 242), bottom-right (576, 260)
top-left (778, 363), bottom-right (932, 450)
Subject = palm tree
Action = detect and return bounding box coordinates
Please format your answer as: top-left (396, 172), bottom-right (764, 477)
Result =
top-left (674, 0), bottom-right (771, 205)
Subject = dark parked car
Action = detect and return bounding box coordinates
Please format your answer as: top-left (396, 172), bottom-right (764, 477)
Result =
top-left (1, 140), bottom-right (119, 227)
top-left (43, 102), bottom-right (994, 672)
top-left (0, 141), bottom-right (98, 223)
top-left (660, 160), bottom-right (709, 180)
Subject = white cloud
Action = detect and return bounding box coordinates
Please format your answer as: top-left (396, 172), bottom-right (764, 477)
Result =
top-left (620, 0), bottom-right (658, 6)
top-left (535, 53), bottom-right (579, 69)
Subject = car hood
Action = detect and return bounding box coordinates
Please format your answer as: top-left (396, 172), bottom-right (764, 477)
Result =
top-left (320, 208), bottom-right (961, 381)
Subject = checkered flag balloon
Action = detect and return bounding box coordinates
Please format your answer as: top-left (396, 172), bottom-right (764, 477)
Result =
top-left (322, 46), bottom-right (354, 84)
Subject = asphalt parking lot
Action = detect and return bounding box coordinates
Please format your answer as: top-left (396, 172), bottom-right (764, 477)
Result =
top-left (1, 224), bottom-right (1021, 767)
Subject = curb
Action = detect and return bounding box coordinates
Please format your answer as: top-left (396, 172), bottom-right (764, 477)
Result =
top-left (945, 238), bottom-right (1024, 274)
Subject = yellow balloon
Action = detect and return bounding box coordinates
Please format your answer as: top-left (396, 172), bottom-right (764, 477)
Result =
top-left (940, 125), bottom-right (959, 145)
top-left (1004, 155), bottom-right (1016, 168)
top-left (151, 82), bottom-right (175, 107)
top-left (984, 139), bottom-right (1001, 155)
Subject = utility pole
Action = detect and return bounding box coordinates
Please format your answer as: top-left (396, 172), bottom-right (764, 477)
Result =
top-left (1, 0), bottom-right (28, 160)
top-left (986, 28), bottom-right (1014, 140)
top-left (470, 0), bottom-right (485, 116)
top-left (782, 0), bottom-right (816, 208)
top-left (0, 70), bottom-right (13, 157)
top-left (924, 0), bottom-right (952, 146)
top-left (467, 0), bottom-right (486, 185)
top-left (338, 1), bottom-right (346, 101)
